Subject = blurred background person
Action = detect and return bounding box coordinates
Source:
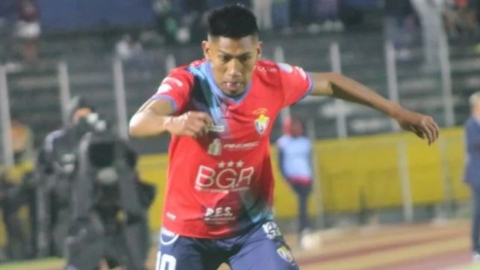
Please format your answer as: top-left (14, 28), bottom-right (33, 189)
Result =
top-left (464, 92), bottom-right (480, 261)
top-left (0, 112), bottom-right (36, 261)
top-left (115, 34), bottom-right (144, 62)
top-left (34, 97), bottom-right (96, 257)
top-left (443, 0), bottom-right (479, 39)
top-left (411, 0), bottom-right (447, 72)
top-left (277, 116), bottom-right (315, 250)
top-left (271, 0), bottom-right (291, 33)
top-left (63, 114), bottom-right (153, 270)
top-left (253, 0), bottom-right (273, 31)
top-left (16, 0), bottom-right (41, 64)
top-left (383, 0), bottom-right (415, 61)
top-left (10, 112), bottom-right (35, 166)
top-left (316, 0), bottom-right (344, 32)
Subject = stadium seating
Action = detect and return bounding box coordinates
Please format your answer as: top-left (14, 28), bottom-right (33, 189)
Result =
top-left (3, 31), bottom-right (479, 152)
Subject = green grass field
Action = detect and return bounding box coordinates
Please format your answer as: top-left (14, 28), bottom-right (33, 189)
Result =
top-left (454, 263), bottom-right (480, 270)
top-left (0, 258), bottom-right (63, 270)
top-left (458, 266), bottom-right (480, 270)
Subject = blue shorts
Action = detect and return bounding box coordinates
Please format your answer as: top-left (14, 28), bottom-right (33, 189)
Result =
top-left (155, 221), bottom-right (300, 270)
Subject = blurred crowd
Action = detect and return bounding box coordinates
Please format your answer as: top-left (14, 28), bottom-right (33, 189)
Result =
top-left (1, 0), bottom-right (480, 66)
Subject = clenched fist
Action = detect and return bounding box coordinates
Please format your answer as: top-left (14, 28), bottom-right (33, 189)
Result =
top-left (164, 111), bottom-right (213, 138)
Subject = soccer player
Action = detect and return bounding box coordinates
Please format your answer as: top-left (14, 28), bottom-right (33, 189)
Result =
top-left (129, 4), bottom-right (439, 270)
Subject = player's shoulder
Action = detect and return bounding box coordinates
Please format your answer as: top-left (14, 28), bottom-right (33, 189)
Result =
top-left (166, 64), bottom-right (195, 82)
top-left (300, 136), bottom-right (312, 145)
top-left (276, 135), bottom-right (290, 147)
top-left (254, 60), bottom-right (306, 82)
top-left (255, 60), bottom-right (281, 75)
top-left (466, 117), bottom-right (480, 130)
top-left (164, 59), bottom-right (209, 83)
top-left (253, 60), bottom-right (284, 88)
top-left (158, 61), bottom-right (203, 93)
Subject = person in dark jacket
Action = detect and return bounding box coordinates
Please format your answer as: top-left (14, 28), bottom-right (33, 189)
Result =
top-left (34, 97), bottom-right (96, 257)
top-left (465, 92), bottom-right (480, 261)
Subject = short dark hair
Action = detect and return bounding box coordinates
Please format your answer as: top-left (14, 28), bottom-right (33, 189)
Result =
top-left (207, 4), bottom-right (259, 39)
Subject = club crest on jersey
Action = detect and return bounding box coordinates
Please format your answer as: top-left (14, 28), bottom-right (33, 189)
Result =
top-left (277, 246), bottom-right (294, 263)
top-left (207, 138), bottom-right (222, 156)
top-left (253, 108), bottom-right (270, 135)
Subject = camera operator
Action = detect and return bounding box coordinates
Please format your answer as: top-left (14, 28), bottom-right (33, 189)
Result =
top-left (34, 96), bottom-right (97, 257)
top-left (64, 112), bottom-right (154, 270)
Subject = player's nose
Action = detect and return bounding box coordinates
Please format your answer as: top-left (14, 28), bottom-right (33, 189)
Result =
top-left (226, 59), bottom-right (243, 77)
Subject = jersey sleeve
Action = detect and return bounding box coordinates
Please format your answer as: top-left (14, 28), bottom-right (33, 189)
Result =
top-left (277, 63), bottom-right (314, 107)
top-left (150, 69), bottom-right (194, 115)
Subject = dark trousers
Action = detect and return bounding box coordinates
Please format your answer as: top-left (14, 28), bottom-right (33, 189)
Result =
top-left (472, 187), bottom-right (480, 252)
top-left (289, 182), bottom-right (312, 235)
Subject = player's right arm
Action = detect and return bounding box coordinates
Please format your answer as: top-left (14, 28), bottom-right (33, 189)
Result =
top-left (129, 70), bottom-right (213, 138)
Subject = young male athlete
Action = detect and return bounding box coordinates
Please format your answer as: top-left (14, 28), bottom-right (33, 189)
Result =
top-left (129, 4), bottom-right (440, 270)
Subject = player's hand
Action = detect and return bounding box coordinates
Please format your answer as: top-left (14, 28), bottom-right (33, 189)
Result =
top-left (164, 111), bottom-right (213, 138)
top-left (393, 108), bottom-right (440, 145)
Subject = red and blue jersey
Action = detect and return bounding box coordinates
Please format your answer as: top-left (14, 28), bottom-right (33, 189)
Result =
top-left (151, 59), bottom-right (314, 239)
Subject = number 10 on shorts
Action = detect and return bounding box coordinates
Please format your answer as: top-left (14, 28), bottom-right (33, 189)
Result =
top-left (156, 251), bottom-right (177, 270)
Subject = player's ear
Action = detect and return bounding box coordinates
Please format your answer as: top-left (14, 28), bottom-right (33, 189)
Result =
top-left (202, 40), bottom-right (211, 60)
top-left (256, 41), bottom-right (262, 59)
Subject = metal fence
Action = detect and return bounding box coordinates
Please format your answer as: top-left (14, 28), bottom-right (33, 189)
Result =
top-left (0, 33), bottom-right (475, 226)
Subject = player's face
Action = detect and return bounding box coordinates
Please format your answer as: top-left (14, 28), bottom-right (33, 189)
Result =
top-left (72, 108), bottom-right (92, 124)
top-left (474, 101), bottom-right (480, 118)
top-left (203, 36), bottom-right (261, 97)
top-left (291, 121), bottom-right (304, 137)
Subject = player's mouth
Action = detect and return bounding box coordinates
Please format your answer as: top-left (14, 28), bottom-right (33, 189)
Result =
top-left (223, 82), bottom-right (244, 93)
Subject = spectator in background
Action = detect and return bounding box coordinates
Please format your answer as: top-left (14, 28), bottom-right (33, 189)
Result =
top-left (383, 0), bottom-right (415, 61)
top-left (272, 0), bottom-right (291, 33)
top-left (153, 0), bottom-right (177, 45)
top-left (411, 0), bottom-right (447, 72)
top-left (465, 92), bottom-right (480, 262)
top-left (253, 0), bottom-right (273, 31)
top-left (115, 34), bottom-right (144, 61)
top-left (316, 0), bottom-right (344, 32)
top-left (16, 0), bottom-right (41, 63)
top-left (277, 116), bottom-right (317, 250)
top-left (444, 0), bottom-right (479, 39)
top-left (10, 113), bottom-right (34, 165)
top-left (0, 112), bottom-right (35, 261)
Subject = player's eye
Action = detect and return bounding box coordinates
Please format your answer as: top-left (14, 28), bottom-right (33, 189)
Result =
top-left (238, 55), bottom-right (251, 62)
top-left (220, 55), bottom-right (231, 63)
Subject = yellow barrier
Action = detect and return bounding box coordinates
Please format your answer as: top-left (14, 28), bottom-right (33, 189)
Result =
top-left (0, 127), bottom-right (471, 245)
top-left (140, 127), bottom-right (469, 231)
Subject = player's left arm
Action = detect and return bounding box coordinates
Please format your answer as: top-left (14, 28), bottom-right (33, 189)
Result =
top-left (308, 72), bottom-right (440, 145)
